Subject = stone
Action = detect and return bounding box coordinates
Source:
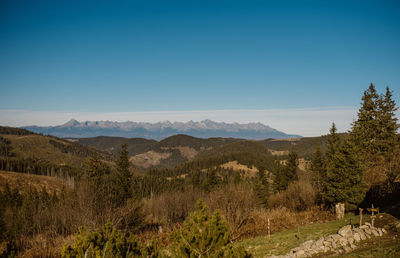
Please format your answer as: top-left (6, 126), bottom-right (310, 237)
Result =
top-left (359, 231), bottom-right (366, 240)
top-left (350, 243), bottom-right (357, 250)
top-left (353, 232), bottom-right (361, 242)
top-left (339, 225), bottom-right (353, 237)
top-left (365, 222), bottom-right (371, 227)
top-left (295, 249), bottom-right (306, 257)
top-left (360, 225), bottom-right (369, 230)
top-left (331, 234), bottom-right (341, 241)
top-left (300, 240), bottom-right (314, 250)
top-left (339, 237), bottom-right (348, 247)
top-left (364, 228), bottom-right (372, 235)
top-left (290, 247), bottom-right (301, 254)
top-left (382, 228), bottom-right (387, 234)
top-left (347, 237), bottom-right (355, 245)
top-left (378, 228), bottom-right (383, 236)
top-left (343, 246), bottom-right (352, 253)
top-left (371, 229), bottom-right (380, 237)
top-left (323, 241), bottom-right (332, 247)
top-left (335, 203), bottom-right (345, 219)
top-left (331, 240), bottom-right (337, 249)
top-left (316, 237), bottom-right (325, 247)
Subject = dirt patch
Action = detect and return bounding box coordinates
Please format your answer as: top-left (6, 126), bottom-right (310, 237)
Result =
top-left (129, 151), bottom-right (172, 168)
top-left (268, 149), bottom-right (289, 156)
top-left (298, 158), bottom-right (310, 171)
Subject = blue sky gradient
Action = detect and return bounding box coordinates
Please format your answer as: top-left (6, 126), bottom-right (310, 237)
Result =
top-left (0, 0), bottom-right (399, 135)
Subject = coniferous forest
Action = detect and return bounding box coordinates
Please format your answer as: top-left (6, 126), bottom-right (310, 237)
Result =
top-left (0, 84), bottom-right (399, 257)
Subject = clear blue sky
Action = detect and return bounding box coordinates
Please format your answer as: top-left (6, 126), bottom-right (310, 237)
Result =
top-left (0, 0), bottom-right (399, 114)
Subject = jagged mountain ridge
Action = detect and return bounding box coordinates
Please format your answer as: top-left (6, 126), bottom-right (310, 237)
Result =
top-left (24, 119), bottom-right (301, 140)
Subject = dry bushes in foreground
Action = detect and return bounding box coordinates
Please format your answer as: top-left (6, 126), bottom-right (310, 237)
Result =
top-left (142, 189), bottom-right (203, 226)
top-left (268, 180), bottom-right (317, 211)
top-left (204, 185), bottom-right (256, 240)
top-left (142, 183), bottom-right (332, 242)
top-left (238, 206), bottom-right (333, 239)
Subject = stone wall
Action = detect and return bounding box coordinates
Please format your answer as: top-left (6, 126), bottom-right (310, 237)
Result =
top-left (270, 222), bottom-right (387, 258)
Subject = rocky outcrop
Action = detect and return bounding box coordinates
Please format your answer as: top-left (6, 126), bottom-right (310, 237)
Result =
top-left (269, 222), bottom-right (387, 258)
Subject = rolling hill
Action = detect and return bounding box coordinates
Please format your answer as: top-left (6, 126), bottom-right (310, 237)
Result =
top-left (75, 133), bottom-right (332, 170)
top-left (0, 126), bottom-right (114, 179)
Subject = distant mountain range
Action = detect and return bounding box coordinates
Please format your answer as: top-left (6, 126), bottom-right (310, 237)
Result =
top-left (23, 119), bottom-right (301, 140)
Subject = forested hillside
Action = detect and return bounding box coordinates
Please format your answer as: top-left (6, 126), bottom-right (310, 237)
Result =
top-left (0, 127), bottom-right (113, 180)
top-left (0, 85), bottom-right (399, 257)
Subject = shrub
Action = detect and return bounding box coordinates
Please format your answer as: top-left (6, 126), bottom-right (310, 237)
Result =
top-left (169, 199), bottom-right (251, 258)
top-left (143, 190), bottom-right (202, 225)
top-left (204, 185), bottom-right (256, 240)
top-left (61, 222), bottom-right (162, 258)
top-left (268, 180), bottom-right (317, 211)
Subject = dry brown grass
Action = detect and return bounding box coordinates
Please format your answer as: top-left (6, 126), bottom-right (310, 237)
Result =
top-left (239, 206), bottom-right (333, 240)
top-left (219, 160), bottom-right (260, 177)
top-left (0, 170), bottom-right (67, 194)
top-left (268, 149), bottom-right (289, 156)
top-left (129, 151), bottom-right (171, 168)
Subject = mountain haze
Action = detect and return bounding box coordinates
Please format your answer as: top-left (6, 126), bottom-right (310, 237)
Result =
top-left (24, 119), bottom-right (301, 140)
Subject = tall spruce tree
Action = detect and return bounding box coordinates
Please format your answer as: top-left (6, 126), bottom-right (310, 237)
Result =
top-left (310, 145), bottom-right (326, 199)
top-left (350, 84), bottom-right (399, 186)
top-left (253, 170), bottom-right (269, 208)
top-left (325, 122), bottom-right (341, 165)
top-left (351, 83), bottom-right (380, 157)
top-left (322, 137), bottom-right (366, 210)
top-left (286, 148), bottom-right (299, 182)
top-left (112, 144), bottom-right (132, 206)
top-left (273, 149), bottom-right (298, 192)
top-left (377, 87), bottom-right (399, 156)
top-left (273, 158), bottom-right (286, 192)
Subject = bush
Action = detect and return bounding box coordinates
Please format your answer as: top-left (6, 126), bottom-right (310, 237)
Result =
top-left (204, 185), bottom-right (256, 240)
top-left (143, 190), bottom-right (202, 225)
top-left (61, 222), bottom-right (162, 258)
top-left (268, 180), bottom-right (317, 211)
top-left (169, 199), bottom-right (250, 258)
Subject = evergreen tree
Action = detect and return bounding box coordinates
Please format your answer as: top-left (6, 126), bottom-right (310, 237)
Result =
top-left (170, 199), bottom-right (250, 258)
top-left (325, 122), bottom-right (341, 164)
top-left (351, 83), bottom-right (380, 157)
top-left (112, 144), bottom-right (132, 205)
top-left (285, 148), bottom-right (299, 183)
top-left (322, 137), bottom-right (366, 210)
top-left (204, 169), bottom-right (220, 191)
top-left (85, 155), bottom-right (109, 184)
top-left (350, 84), bottom-right (399, 186)
top-left (273, 149), bottom-right (298, 192)
top-left (310, 145), bottom-right (326, 198)
top-left (273, 158), bottom-right (286, 192)
top-left (377, 87), bottom-right (399, 156)
top-left (253, 170), bottom-right (269, 208)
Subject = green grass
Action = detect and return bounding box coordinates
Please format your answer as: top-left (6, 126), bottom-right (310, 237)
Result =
top-left (340, 234), bottom-right (400, 258)
top-left (237, 214), bottom-right (363, 257)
